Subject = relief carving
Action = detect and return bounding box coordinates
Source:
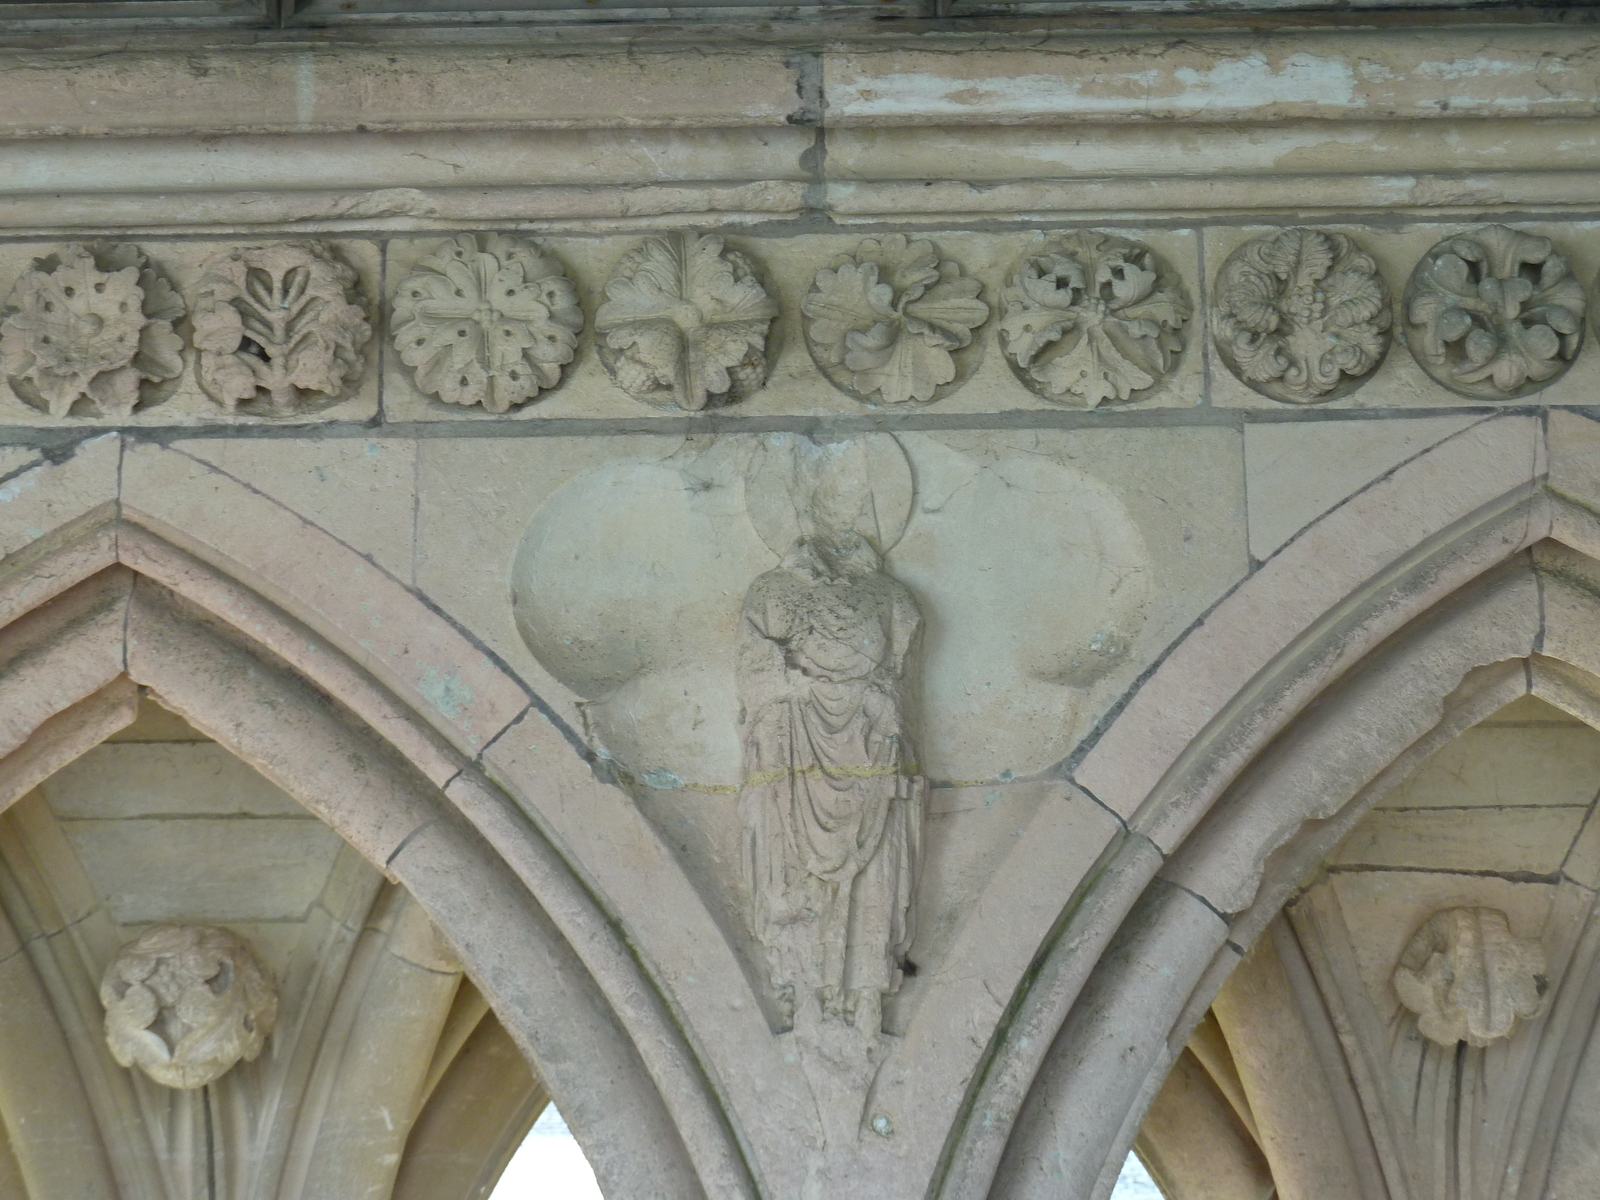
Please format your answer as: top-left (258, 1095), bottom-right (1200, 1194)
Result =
top-left (193, 241), bottom-right (371, 415)
top-left (392, 233), bottom-right (583, 413)
top-left (1404, 224), bottom-right (1585, 400)
top-left (999, 232), bottom-right (1188, 408)
top-left (595, 232), bottom-right (777, 411)
top-left (738, 441), bottom-right (926, 1032)
top-left (101, 925), bottom-right (278, 1089)
top-left (804, 234), bottom-right (989, 406)
top-left (1213, 227), bottom-right (1392, 403)
top-left (0, 242), bottom-right (184, 418)
top-left (1393, 908), bottom-right (1546, 1047)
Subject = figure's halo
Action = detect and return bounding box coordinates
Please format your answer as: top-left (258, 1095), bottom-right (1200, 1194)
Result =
top-left (743, 432), bottom-right (914, 558)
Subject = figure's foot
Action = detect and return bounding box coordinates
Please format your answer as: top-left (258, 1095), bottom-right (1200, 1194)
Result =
top-left (818, 985), bottom-right (841, 1017)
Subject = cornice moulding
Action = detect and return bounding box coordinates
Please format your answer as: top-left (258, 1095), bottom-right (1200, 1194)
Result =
top-left (2, 27), bottom-right (1600, 139)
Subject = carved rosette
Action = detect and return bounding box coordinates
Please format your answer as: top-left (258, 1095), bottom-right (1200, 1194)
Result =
top-left (804, 234), bottom-right (990, 406)
top-left (392, 234), bottom-right (583, 413)
top-left (1393, 908), bottom-right (1547, 1048)
top-left (100, 925), bottom-right (278, 1089)
top-left (1213, 228), bottom-right (1392, 403)
top-left (1404, 224), bottom-right (1586, 400)
top-left (0, 242), bottom-right (184, 418)
top-left (999, 232), bottom-right (1188, 408)
top-left (595, 232), bottom-right (777, 411)
top-left (193, 241), bottom-right (371, 416)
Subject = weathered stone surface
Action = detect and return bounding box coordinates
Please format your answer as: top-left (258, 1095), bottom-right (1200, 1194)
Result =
top-left (7, 23), bottom-right (1600, 1200)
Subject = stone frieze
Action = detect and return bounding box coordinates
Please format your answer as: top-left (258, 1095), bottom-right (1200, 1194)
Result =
top-left (2, 222), bottom-right (1600, 424)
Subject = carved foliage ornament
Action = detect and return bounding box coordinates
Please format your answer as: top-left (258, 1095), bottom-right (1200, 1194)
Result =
top-left (393, 234), bottom-right (583, 413)
top-left (804, 234), bottom-right (989, 406)
top-left (1213, 228), bottom-right (1392, 403)
top-left (193, 241), bottom-right (371, 416)
top-left (1393, 907), bottom-right (1546, 1048)
top-left (1405, 224), bottom-right (1586, 400)
top-left (101, 925), bottom-right (278, 1089)
top-left (0, 243), bottom-right (184, 418)
top-left (595, 232), bottom-right (777, 411)
top-left (999, 232), bottom-right (1188, 409)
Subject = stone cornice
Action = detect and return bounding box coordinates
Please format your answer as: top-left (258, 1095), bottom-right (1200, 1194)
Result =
top-left (5, 23), bottom-right (1600, 232)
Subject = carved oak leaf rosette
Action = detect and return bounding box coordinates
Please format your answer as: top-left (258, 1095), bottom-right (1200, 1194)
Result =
top-left (193, 241), bottom-right (371, 416)
top-left (392, 234), bottom-right (583, 413)
top-left (804, 234), bottom-right (990, 406)
top-left (1393, 908), bottom-right (1547, 1048)
top-left (101, 925), bottom-right (278, 1090)
top-left (595, 233), bottom-right (777, 411)
top-left (1404, 224), bottom-right (1586, 400)
top-left (999, 232), bottom-right (1188, 408)
top-left (1213, 228), bottom-right (1392, 404)
top-left (0, 242), bottom-right (184, 418)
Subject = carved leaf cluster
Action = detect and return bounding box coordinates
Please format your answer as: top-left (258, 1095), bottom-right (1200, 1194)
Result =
top-left (393, 234), bottom-right (583, 413)
top-left (999, 233), bottom-right (1188, 408)
top-left (101, 925), bottom-right (279, 1090)
top-left (1405, 224), bottom-right (1586, 400)
top-left (804, 235), bottom-right (990, 406)
top-left (0, 243), bottom-right (184, 418)
top-left (1214, 228), bottom-right (1391, 403)
top-left (595, 233), bottom-right (777, 411)
top-left (193, 242), bottom-right (371, 416)
top-left (1393, 908), bottom-right (1546, 1048)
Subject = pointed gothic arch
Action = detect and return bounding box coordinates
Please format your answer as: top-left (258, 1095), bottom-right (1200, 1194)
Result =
top-left (0, 434), bottom-right (767, 1200)
top-left (953, 411), bottom-right (1600, 1200)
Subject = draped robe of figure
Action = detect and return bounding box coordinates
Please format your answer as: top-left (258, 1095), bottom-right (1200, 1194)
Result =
top-left (737, 530), bottom-right (925, 1021)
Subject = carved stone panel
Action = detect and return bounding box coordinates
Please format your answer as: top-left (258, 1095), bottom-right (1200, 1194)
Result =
top-left (193, 241), bottom-right (371, 416)
top-left (1212, 227), bottom-right (1392, 404)
top-left (736, 437), bottom-right (926, 1033)
top-left (1393, 907), bottom-right (1547, 1047)
top-left (1403, 224), bottom-right (1586, 400)
top-left (1000, 232), bottom-right (1189, 408)
top-left (595, 232), bottom-right (777, 411)
top-left (391, 233), bottom-right (582, 414)
top-left (101, 924), bottom-right (278, 1089)
top-left (804, 234), bottom-right (989, 406)
top-left (0, 242), bottom-right (184, 418)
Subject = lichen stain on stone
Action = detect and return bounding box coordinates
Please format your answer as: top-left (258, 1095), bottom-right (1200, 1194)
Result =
top-left (418, 665), bottom-right (474, 720)
top-left (0, 471), bottom-right (38, 503)
top-left (835, 53), bottom-right (1361, 118)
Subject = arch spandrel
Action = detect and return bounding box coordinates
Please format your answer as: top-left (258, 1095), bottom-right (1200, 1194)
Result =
top-left (0, 443), bottom-right (763, 1198)
top-left (976, 413), bottom-right (1600, 1200)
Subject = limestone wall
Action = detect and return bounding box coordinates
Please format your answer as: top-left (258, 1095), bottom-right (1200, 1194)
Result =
top-left (3, 15), bottom-right (1600, 1200)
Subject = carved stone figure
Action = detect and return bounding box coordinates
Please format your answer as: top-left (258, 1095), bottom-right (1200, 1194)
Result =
top-left (0, 242), bottom-right (184, 418)
top-left (1393, 907), bottom-right (1546, 1047)
top-left (999, 232), bottom-right (1188, 408)
top-left (100, 925), bottom-right (278, 1089)
top-left (1213, 227), bottom-right (1392, 403)
top-left (738, 458), bottom-right (926, 1030)
top-left (804, 234), bottom-right (989, 406)
top-left (192, 241), bottom-right (371, 415)
top-left (1404, 224), bottom-right (1586, 400)
top-left (595, 232), bottom-right (777, 411)
top-left (392, 233), bottom-right (582, 413)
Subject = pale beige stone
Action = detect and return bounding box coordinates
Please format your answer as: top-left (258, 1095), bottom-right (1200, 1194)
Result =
top-left (1330, 807), bottom-right (1586, 874)
top-left (823, 33), bottom-right (1600, 126)
top-left (0, 47), bottom-right (804, 138)
top-left (1377, 719), bottom-right (1600, 810)
top-left (0, 241), bottom-right (381, 428)
top-left (1078, 414), bottom-right (1543, 825)
top-left (122, 442), bottom-right (528, 756)
top-left (176, 437), bottom-right (417, 581)
top-left (1244, 416), bottom-right (1486, 560)
top-left (43, 741), bottom-right (304, 818)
